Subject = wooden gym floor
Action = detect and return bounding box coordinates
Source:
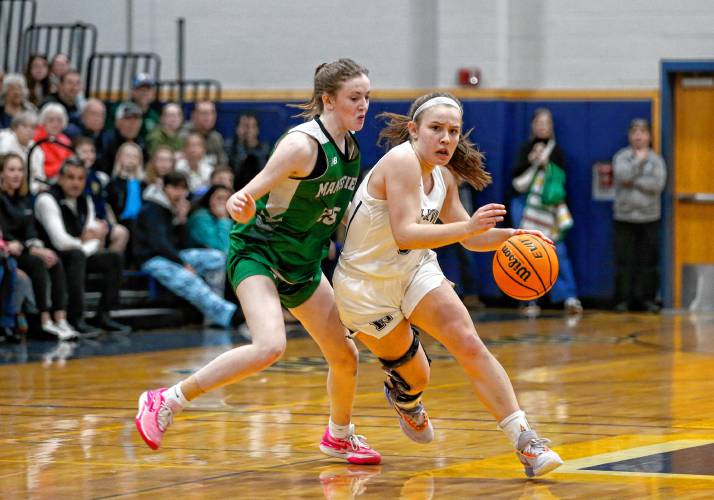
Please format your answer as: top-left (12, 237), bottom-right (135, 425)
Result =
top-left (1, 309), bottom-right (713, 499)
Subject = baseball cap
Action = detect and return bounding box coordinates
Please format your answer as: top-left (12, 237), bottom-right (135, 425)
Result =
top-left (116, 101), bottom-right (142, 119)
top-left (132, 73), bottom-right (156, 89)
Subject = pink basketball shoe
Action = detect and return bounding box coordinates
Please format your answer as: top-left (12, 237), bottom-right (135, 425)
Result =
top-left (135, 388), bottom-right (180, 450)
top-left (319, 426), bottom-right (382, 465)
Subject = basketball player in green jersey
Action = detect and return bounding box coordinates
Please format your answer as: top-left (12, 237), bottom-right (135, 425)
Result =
top-left (136, 59), bottom-right (381, 464)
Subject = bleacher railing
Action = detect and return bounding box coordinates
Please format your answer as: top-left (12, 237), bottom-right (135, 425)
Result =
top-left (85, 51), bottom-right (161, 101)
top-left (19, 21), bottom-right (97, 79)
top-left (157, 78), bottom-right (222, 104)
top-left (0, 0), bottom-right (36, 72)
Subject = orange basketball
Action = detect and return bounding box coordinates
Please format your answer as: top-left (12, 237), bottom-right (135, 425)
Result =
top-left (492, 234), bottom-right (559, 300)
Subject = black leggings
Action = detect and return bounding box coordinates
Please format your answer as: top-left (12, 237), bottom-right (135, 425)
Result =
top-left (57, 249), bottom-right (122, 324)
top-left (16, 253), bottom-right (67, 313)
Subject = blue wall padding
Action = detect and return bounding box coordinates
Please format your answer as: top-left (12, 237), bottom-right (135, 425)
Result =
top-left (210, 98), bottom-right (652, 300)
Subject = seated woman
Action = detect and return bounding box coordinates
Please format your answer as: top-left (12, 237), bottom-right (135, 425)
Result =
top-left (0, 110), bottom-right (38, 158)
top-left (75, 136), bottom-right (129, 255)
top-left (175, 132), bottom-right (213, 195)
top-left (0, 153), bottom-right (77, 339)
top-left (107, 142), bottom-right (145, 265)
top-left (29, 103), bottom-right (73, 193)
top-left (0, 73), bottom-right (37, 129)
top-left (186, 184), bottom-right (232, 253)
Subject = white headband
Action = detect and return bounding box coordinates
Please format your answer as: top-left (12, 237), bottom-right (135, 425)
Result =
top-left (412, 96), bottom-right (461, 119)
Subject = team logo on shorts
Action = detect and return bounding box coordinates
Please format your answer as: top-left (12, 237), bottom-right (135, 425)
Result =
top-left (369, 314), bottom-right (394, 331)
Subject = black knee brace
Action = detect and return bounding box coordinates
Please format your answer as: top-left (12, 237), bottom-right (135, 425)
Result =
top-left (379, 328), bottom-right (430, 403)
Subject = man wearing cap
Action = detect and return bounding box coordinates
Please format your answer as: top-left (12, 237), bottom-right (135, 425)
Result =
top-left (612, 118), bottom-right (667, 313)
top-left (130, 73), bottom-right (160, 139)
top-left (98, 101), bottom-right (147, 174)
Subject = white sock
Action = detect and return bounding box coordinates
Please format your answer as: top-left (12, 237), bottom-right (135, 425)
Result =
top-left (165, 383), bottom-right (189, 408)
top-left (498, 409), bottom-right (531, 448)
top-left (328, 418), bottom-right (353, 439)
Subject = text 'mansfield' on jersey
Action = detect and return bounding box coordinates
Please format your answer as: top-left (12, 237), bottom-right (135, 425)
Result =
top-left (316, 176), bottom-right (359, 198)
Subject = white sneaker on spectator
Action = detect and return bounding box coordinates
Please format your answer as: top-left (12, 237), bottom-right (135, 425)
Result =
top-left (564, 298), bottom-right (583, 315)
top-left (521, 301), bottom-right (541, 318)
top-left (42, 320), bottom-right (78, 341)
top-left (55, 319), bottom-right (81, 339)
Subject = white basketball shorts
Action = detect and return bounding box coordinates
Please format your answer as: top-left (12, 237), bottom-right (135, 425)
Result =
top-left (333, 251), bottom-right (445, 339)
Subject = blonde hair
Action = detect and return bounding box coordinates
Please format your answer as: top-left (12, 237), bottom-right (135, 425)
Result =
top-left (377, 92), bottom-right (491, 190)
top-left (112, 141), bottom-right (145, 179)
top-left (145, 145), bottom-right (175, 185)
top-left (291, 58), bottom-right (369, 120)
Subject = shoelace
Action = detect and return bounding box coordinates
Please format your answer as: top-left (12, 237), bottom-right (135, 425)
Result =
top-left (345, 434), bottom-right (369, 451)
top-left (157, 400), bottom-right (174, 431)
top-left (522, 436), bottom-right (551, 456)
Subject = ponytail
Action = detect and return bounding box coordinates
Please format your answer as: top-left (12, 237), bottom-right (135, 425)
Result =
top-left (291, 58), bottom-right (369, 120)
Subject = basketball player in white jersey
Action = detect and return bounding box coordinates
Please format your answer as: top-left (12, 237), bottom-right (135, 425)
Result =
top-left (333, 92), bottom-right (563, 477)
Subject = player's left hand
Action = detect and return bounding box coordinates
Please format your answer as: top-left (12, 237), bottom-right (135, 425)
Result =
top-left (514, 229), bottom-right (555, 246)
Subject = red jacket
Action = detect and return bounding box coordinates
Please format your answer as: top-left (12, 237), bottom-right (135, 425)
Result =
top-left (32, 125), bottom-right (73, 179)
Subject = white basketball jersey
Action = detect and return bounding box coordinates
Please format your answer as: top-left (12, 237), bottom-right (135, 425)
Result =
top-left (338, 160), bottom-right (447, 280)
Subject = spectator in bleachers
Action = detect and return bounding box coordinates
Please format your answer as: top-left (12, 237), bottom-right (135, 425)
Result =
top-left (134, 171), bottom-right (239, 328)
top-left (107, 142), bottom-right (145, 256)
top-left (0, 110), bottom-right (38, 158)
top-left (182, 100), bottom-right (226, 167)
top-left (42, 70), bottom-right (83, 125)
top-left (99, 101), bottom-right (146, 175)
top-left (226, 112), bottom-right (271, 190)
top-left (48, 53), bottom-right (70, 93)
top-left (147, 102), bottom-right (184, 156)
top-left (24, 54), bottom-right (51, 108)
top-left (612, 118), bottom-right (666, 313)
top-left (131, 73), bottom-right (160, 140)
top-left (187, 184), bottom-right (232, 252)
top-left (144, 145), bottom-right (175, 190)
top-left (176, 132), bottom-right (213, 194)
top-left (34, 157), bottom-right (130, 334)
top-left (0, 153), bottom-right (78, 340)
top-left (74, 136), bottom-right (129, 255)
top-left (0, 230), bottom-right (21, 342)
top-left (209, 165), bottom-right (234, 191)
top-left (0, 74), bottom-right (37, 129)
top-left (511, 108), bottom-right (582, 316)
top-left (65, 99), bottom-right (108, 162)
top-left (29, 103), bottom-right (73, 193)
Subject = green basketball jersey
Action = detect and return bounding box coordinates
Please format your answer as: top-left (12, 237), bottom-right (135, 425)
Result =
top-left (230, 117), bottom-right (361, 284)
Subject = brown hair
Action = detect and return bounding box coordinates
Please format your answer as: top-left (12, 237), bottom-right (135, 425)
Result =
top-left (145, 145), bottom-right (175, 185)
top-left (23, 54), bottom-right (50, 107)
top-left (291, 58), bottom-right (369, 120)
top-left (0, 153), bottom-right (29, 196)
top-left (377, 92), bottom-right (491, 190)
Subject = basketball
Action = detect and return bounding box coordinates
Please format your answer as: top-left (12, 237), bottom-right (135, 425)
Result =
top-left (492, 234), bottom-right (559, 300)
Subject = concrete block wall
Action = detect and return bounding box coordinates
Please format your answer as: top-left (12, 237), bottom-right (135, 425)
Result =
top-left (36, 0), bottom-right (714, 90)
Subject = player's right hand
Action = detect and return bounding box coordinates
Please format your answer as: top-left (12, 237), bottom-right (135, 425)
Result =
top-left (227, 191), bottom-right (256, 224)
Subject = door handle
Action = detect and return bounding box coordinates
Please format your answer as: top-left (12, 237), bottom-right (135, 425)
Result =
top-left (676, 193), bottom-right (714, 203)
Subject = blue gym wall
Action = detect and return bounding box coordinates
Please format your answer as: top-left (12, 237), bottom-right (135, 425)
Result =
top-left (210, 98), bottom-right (652, 302)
